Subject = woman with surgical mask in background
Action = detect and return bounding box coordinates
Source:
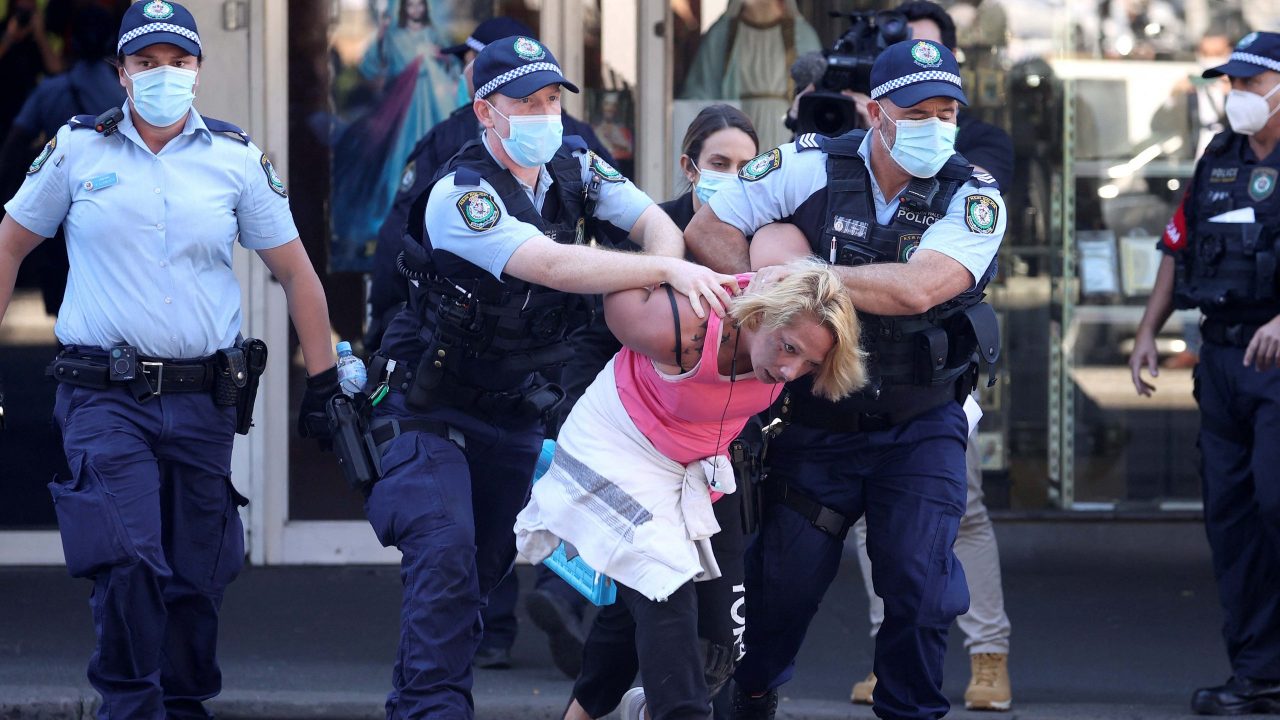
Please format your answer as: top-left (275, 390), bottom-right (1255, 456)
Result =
top-left (664, 104), bottom-right (760, 231)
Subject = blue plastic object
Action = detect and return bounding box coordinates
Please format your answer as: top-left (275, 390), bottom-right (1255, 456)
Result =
top-left (335, 341), bottom-right (367, 396)
top-left (532, 439), bottom-right (617, 606)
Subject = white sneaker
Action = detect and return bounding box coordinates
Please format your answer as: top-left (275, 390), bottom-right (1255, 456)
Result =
top-left (619, 686), bottom-right (647, 720)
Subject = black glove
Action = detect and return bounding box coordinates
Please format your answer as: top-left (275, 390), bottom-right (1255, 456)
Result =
top-left (298, 365), bottom-right (339, 447)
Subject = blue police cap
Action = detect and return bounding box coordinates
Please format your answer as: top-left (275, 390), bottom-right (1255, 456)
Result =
top-left (1203, 31), bottom-right (1280, 79)
top-left (442, 17), bottom-right (535, 59)
top-left (471, 35), bottom-right (580, 101)
top-left (117, 0), bottom-right (201, 58)
top-left (869, 39), bottom-right (967, 108)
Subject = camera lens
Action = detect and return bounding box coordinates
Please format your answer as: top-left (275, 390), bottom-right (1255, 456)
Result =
top-left (113, 359), bottom-right (130, 374)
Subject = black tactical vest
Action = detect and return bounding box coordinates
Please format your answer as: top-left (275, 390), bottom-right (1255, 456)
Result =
top-left (396, 136), bottom-right (594, 391)
top-left (784, 131), bottom-right (1001, 426)
top-left (1173, 131), bottom-right (1280, 324)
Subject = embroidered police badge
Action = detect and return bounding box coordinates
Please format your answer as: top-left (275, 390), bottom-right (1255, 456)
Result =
top-left (911, 41), bottom-right (943, 68)
top-left (457, 191), bottom-right (501, 231)
top-left (143, 0), bottom-right (175, 20)
top-left (399, 162), bottom-right (417, 193)
top-left (964, 194), bottom-right (999, 234)
top-left (898, 234), bottom-right (922, 262)
top-left (260, 153), bottom-right (287, 197)
top-left (27, 137), bottom-right (55, 175)
top-left (740, 148), bottom-right (782, 182)
top-left (1249, 167), bottom-right (1277, 202)
top-left (514, 37), bottom-right (546, 61)
top-left (590, 152), bottom-right (623, 182)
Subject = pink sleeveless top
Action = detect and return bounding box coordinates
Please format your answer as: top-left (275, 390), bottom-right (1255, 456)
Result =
top-left (615, 275), bottom-right (780, 465)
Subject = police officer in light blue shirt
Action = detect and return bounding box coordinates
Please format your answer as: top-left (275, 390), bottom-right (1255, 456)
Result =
top-left (0, 2), bottom-right (339, 717)
top-left (686, 39), bottom-right (1004, 720)
top-left (365, 34), bottom-right (736, 720)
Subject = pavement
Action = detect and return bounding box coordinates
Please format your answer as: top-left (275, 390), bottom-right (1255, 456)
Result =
top-left (0, 519), bottom-right (1249, 719)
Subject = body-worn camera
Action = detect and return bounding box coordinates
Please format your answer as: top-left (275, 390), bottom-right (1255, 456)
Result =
top-left (108, 344), bottom-right (137, 382)
top-left (794, 10), bottom-right (910, 138)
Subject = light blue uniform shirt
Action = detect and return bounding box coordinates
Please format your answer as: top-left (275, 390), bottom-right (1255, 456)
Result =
top-left (5, 105), bottom-right (298, 359)
top-left (422, 132), bottom-right (654, 279)
top-left (707, 132), bottom-right (1006, 286)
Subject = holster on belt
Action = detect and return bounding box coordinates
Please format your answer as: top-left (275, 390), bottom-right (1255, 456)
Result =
top-left (730, 437), bottom-right (760, 536)
top-left (327, 393), bottom-right (382, 494)
top-left (233, 339), bottom-right (268, 435)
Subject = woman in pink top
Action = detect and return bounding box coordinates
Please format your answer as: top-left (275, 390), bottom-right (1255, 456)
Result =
top-left (515, 254), bottom-right (866, 720)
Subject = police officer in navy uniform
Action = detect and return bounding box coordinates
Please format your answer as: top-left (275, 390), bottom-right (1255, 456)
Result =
top-left (687, 39), bottom-right (1005, 720)
top-left (364, 35), bottom-right (734, 719)
top-left (0, 2), bottom-right (339, 717)
top-left (1130, 31), bottom-right (1280, 716)
top-left (365, 16), bottom-right (616, 352)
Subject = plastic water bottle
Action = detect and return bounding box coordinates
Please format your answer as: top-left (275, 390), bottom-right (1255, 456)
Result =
top-left (335, 341), bottom-right (367, 397)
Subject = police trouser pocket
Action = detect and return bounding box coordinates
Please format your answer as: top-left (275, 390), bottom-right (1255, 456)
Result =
top-left (48, 459), bottom-right (138, 578)
top-left (212, 477), bottom-right (249, 589)
top-left (917, 508), bottom-right (968, 628)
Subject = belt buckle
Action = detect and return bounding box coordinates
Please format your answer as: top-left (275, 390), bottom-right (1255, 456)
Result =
top-left (141, 361), bottom-right (165, 395)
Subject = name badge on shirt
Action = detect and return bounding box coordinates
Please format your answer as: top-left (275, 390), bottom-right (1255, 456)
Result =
top-left (82, 173), bottom-right (118, 192)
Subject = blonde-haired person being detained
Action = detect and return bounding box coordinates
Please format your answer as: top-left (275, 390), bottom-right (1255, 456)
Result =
top-left (515, 237), bottom-right (865, 720)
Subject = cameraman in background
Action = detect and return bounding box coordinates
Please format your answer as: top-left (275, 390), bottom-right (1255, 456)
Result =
top-left (847, 2), bottom-right (1016, 712)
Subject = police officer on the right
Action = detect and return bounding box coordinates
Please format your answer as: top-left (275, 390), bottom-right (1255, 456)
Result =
top-left (1130, 30), bottom-right (1280, 717)
top-left (687, 39), bottom-right (1004, 720)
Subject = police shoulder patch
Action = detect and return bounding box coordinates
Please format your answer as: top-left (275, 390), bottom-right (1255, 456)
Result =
top-left (27, 137), bottom-right (56, 176)
top-left (964, 194), bottom-right (999, 234)
top-left (589, 152), bottom-right (623, 182)
top-left (399, 161), bottom-right (418, 193)
top-left (1248, 167), bottom-right (1277, 202)
top-left (740, 148), bottom-right (782, 182)
top-left (260, 153), bottom-right (287, 197)
top-left (456, 190), bottom-right (502, 231)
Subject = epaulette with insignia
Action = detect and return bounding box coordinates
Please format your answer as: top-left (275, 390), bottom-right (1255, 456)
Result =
top-left (970, 170), bottom-right (999, 189)
top-left (794, 133), bottom-right (822, 152)
top-left (67, 115), bottom-right (97, 130)
top-left (202, 116), bottom-right (251, 145)
top-left (562, 135), bottom-right (588, 153)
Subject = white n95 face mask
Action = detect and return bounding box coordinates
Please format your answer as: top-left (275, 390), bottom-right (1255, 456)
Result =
top-left (1224, 83), bottom-right (1280, 136)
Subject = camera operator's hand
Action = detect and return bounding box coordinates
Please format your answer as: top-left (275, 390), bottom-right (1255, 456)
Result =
top-left (298, 365), bottom-right (340, 449)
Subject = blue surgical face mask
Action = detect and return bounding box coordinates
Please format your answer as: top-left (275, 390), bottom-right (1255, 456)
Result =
top-left (126, 65), bottom-right (198, 128)
top-left (486, 100), bottom-right (563, 168)
top-left (455, 79), bottom-right (472, 109)
top-left (878, 113), bottom-right (957, 178)
top-left (691, 160), bottom-right (738, 204)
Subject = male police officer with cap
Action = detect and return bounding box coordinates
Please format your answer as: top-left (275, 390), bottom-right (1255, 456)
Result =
top-left (0, 1), bottom-right (339, 717)
top-left (366, 16), bottom-right (615, 352)
top-left (1130, 30), bottom-right (1280, 716)
top-left (364, 35), bottom-right (734, 719)
top-left (687, 39), bottom-right (1005, 720)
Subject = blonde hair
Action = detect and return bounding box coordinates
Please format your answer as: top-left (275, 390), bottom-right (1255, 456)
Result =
top-left (729, 257), bottom-right (867, 401)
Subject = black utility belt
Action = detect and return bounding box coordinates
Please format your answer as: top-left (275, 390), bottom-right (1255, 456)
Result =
top-left (788, 382), bottom-right (958, 433)
top-left (47, 341), bottom-right (268, 434)
top-left (376, 354), bottom-right (564, 422)
top-left (1201, 320), bottom-right (1263, 348)
top-left (48, 352), bottom-right (217, 394)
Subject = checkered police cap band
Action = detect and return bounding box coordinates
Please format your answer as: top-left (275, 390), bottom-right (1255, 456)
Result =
top-left (1231, 51), bottom-right (1280, 73)
top-left (474, 61), bottom-right (562, 100)
top-left (466, 36), bottom-right (486, 53)
top-left (871, 70), bottom-right (962, 100)
top-left (117, 22), bottom-right (201, 53)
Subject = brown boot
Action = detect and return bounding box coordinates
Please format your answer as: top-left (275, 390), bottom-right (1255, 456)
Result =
top-left (850, 671), bottom-right (876, 705)
top-left (965, 653), bottom-right (1012, 711)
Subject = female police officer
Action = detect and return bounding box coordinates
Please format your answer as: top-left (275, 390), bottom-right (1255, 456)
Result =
top-left (0, 2), bottom-right (338, 717)
top-left (686, 40), bottom-right (1005, 720)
